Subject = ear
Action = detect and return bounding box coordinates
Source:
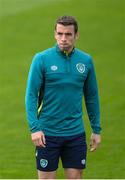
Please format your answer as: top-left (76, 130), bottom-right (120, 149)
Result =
top-left (75, 32), bottom-right (79, 40)
top-left (54, 30), bottom-right (57, 40)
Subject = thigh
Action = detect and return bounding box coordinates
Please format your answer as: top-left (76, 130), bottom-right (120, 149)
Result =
top-left (61, 133), bottom-right (87, 169)
top-left (38, 170), bottom-right (56, 179)
top-left (35, 136), bottom-right (60, 172)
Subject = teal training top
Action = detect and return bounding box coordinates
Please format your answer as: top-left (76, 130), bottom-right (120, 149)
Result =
top-left (25, 45), bottom-right (101, 136)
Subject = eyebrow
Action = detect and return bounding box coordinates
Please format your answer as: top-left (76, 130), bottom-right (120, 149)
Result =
top-left (57, 32), bottom-right (72, 35)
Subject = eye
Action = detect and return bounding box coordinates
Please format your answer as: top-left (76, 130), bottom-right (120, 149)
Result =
top-left (65, 33), bottom-right (72, 36)
top-left (57, 32), bottom-right (63, 36)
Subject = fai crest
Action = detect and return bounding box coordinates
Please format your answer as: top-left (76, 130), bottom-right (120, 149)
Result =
top-left (76, 63), bottom-right (85, 73)
top-left (40, 159), bottom-right (48, 168)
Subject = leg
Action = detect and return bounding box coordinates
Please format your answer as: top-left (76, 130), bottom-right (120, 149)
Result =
top-left (38, 170), bottom-right (56, 179)
top-left (61, 133), bottom-right (87, 179)
top-left (35, 136), bottom-right (60, 179)
top-left (64, 168), bottom-right (83, 179)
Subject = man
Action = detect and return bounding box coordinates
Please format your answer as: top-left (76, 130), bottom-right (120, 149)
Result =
top-left (25, 16), bottom-right (101, 179)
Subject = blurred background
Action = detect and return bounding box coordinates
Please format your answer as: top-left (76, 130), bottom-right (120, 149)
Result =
top-left (0, 0), bottom-right (125, 178)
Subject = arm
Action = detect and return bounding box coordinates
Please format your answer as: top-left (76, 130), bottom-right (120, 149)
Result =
top-left (25, 53), bottom-right (46, 147)
top-left (83, 57), bottom-right (101, 151)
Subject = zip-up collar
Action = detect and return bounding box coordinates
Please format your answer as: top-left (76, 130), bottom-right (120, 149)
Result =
top-left (55, 44), bottom-right (75, 57)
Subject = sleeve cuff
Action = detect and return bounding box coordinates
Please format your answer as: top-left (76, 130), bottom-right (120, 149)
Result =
top-left (92, 126), bottom-right (102, 134)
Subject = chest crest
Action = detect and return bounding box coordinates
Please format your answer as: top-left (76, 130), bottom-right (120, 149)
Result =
top-left (76, 63), bottom-right (85, 73)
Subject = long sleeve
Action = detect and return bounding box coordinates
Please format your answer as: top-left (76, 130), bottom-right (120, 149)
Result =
top-left (25, 53), bottom-right (44, 133)
top-left (83, 57), bottom-right (101, 134)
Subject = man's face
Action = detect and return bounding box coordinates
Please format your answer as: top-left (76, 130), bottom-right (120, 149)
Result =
top-left (55, 24), bottom-right (78, 53)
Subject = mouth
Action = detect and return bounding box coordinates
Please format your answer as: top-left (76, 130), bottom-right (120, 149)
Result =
top-left (60, 43), bottom-right (68, 46)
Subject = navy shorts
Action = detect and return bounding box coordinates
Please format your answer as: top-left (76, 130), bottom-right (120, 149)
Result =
top-left (35, 133), bottom-right (87, 172)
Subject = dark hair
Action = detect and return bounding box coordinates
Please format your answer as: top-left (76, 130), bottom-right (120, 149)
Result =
top-left (55, 16), bottom-right (78, 33)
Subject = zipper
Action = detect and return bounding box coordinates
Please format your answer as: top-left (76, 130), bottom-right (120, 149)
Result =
top-left (65, 52), bottom-right (70, 73)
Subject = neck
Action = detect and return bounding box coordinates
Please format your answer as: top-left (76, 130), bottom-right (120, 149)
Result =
top-left (63, 47), bottom-right (75, 57)
top-left (60, 46), bottom-right (74, 54)
top-left (65, 47), bottom-right (74, 54)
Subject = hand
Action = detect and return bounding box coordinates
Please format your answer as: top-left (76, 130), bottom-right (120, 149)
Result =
top-left (90, 133), bottom-right (101, 152)
top-left (31, 131), bottom-right (46, 147)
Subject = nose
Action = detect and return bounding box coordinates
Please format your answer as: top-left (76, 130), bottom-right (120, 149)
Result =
top-left (61, 34), bottom-right (66, 42)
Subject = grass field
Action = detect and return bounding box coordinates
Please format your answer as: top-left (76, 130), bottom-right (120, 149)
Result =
top-left (0, 0), bottom-right (125, 178)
